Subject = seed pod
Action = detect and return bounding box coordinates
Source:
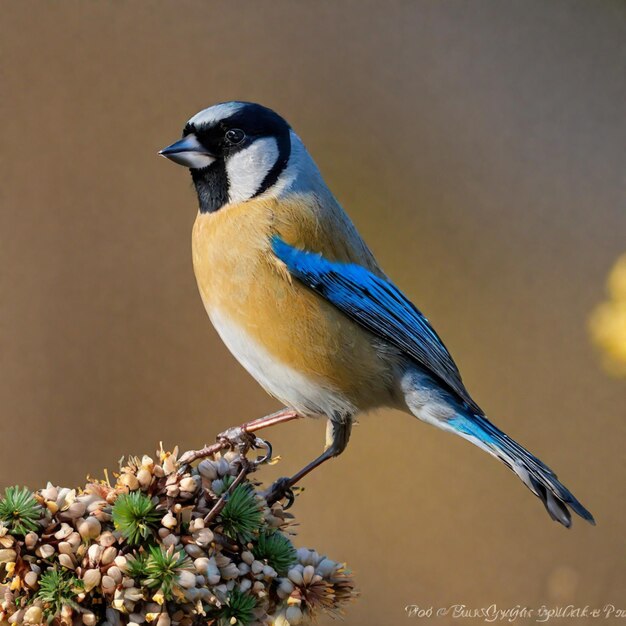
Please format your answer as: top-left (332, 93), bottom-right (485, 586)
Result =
top-left (101, 547), bottom-right (118, 565)
top-left (23, 571), bottom-right (38, 589)
top-left (193, 557), bottom-right (209, 573)
top-left (54, 523), bottom-right (73, 540)
top-left (277, 578), bottom-right (294, 599)
top-left (86, 498), bottom-right (107, 513)
top-left (58, 541), bottom-right (73, 555)
top-left (23, 605), bottom-right (43, 625)
top-left (193, 528), bottom-right (214, 547)
top-left (165, 485), bottom-right (179, 498)
top-left (108, 566), bottom-right (123, 585)
top-left (58, 553), bottom-right (75, 570)
top-left (24, 532), bottom-right (38, 550)
top-left (302, 565), bottom-right (315, 585)
top-left (114, 555), bottom-right (127, 570)
top-left (136, 468), bottom-right (152, 490)
top-left (179, 477), bottom-right (198, 494)
top-left (197, 460), bottom-right (218, 480)
top-left (101, 575), bottom-right (116, 594)
top-left (82, 569), bottom-right (101, 592)
top-left (315, 558), bottom-right (337, 577)
top-left (78, 516), bottom-right (102, 540)
top-left (0, 549), bottom-right (17, 564)
top-left (217, 458), bottom-right (230, 476)
top-left (36, 544), bottom-right (55, 559)
top-left (287, 567), bottom-right (303, 586)
top-left (88, 543), bottom-right (103, 565)
top-left (162, 456), bottom-right (177, 475)
top-left (161, 513), bottom-right (177, 529)
top-left (60, 501), bottom-right (87, 520)
top-left (297, 548), bottom-right (318, 565)
top-left (40, 483), bottom-right (58, 502)
top-left (125, 587), bottom-right (143, 603)
top-left (119, 473), bottom-right (139, 492)
top-left (99, 531), bottom-right (116, 547)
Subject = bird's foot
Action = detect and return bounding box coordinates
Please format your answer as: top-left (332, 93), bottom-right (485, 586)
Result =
top-left (217, 427), bottom-right (272, 464)
top-left (178, 428), bottom-right (271, 471)
top-left (216, 426), bottom-right (256, 450)
top-left (263, 476), bottom-right (296, 509)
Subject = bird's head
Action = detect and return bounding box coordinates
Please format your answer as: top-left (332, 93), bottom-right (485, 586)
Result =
top-left (160, 101), bottom-right (295, 214)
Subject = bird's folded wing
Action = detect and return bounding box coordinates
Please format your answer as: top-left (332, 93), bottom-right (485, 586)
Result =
top-left (272, 236), bottom-right (481, 413)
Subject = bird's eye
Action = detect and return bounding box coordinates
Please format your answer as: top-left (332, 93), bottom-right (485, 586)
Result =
top-left (225, 128), bottom-right (246, 145)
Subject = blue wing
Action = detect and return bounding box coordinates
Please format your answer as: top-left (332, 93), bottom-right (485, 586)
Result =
top-left (272, 236), bottom-right (481, 413)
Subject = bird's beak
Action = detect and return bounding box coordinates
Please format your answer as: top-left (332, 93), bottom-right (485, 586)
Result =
top-left (159, 134), bottom-right (216, 169)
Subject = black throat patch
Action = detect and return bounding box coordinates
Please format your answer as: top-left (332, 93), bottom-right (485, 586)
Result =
top-left (191, 160), bottom-right (229, 214)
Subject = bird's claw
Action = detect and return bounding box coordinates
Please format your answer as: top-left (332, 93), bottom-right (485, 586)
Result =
top-left (217, 426), bottom-right (254, 448)
top-left (253, 438), bottom-right (273, 466)
top-left (217, 427), bottom-right (272, 467)
top-left (263, 476), bottom-right (295, 509)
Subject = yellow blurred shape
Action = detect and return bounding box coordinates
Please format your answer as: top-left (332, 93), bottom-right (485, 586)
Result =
top-left (590, 254), bottom-right (626, 377)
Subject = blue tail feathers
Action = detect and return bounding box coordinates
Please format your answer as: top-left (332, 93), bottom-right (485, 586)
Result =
top-left (449, 412), bottom-right (595, 528)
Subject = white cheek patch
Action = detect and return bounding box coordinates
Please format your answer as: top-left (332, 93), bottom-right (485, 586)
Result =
top-left (226, 137), bottom-right (279, 203)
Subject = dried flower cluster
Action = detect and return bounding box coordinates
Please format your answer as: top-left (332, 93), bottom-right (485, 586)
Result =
top-left (0, 444), bottom-right (356, 626)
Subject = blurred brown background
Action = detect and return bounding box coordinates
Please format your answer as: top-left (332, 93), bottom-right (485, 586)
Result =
top-left (1, 2), bottom-right (625, 624)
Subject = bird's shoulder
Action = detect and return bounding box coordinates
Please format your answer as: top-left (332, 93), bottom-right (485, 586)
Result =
top-left (192, 191), bottom-right (383, 281)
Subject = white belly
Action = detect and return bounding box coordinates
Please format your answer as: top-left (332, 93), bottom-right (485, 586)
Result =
top-left (208, 308), bottom-right (356, 419)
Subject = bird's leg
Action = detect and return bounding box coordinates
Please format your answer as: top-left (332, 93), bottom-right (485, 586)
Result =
top-left (264, 418), bottom-right (352, 507)
top-left (179, 408), bottom-right (302, 466)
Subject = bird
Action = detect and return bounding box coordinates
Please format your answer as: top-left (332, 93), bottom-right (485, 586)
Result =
top-left (160, 101), bottom-right (594, 528)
